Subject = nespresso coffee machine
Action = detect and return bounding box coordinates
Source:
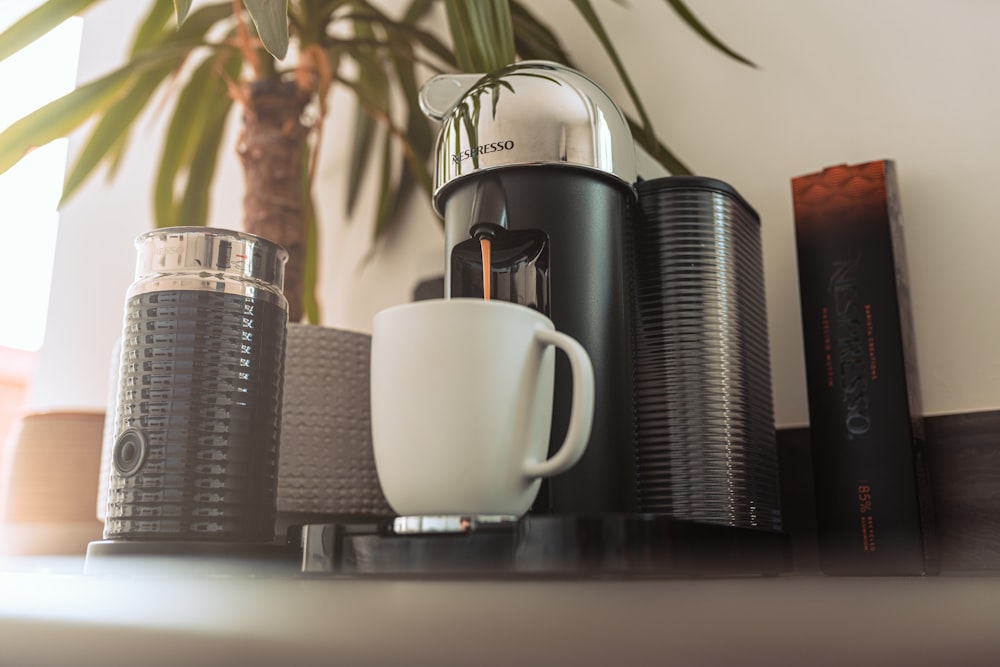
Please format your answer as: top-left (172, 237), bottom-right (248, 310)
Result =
top-left (423, 62), bottom-right (639, 516)
top-left (294, 61), bottom-right (789, 576)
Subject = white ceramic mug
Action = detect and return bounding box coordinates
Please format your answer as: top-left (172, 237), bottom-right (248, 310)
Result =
top-left (370, 298), bottom-right (594, 517)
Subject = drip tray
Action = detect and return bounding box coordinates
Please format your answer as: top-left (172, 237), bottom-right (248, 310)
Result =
top-left (296, 514), bottom-right (792, 578)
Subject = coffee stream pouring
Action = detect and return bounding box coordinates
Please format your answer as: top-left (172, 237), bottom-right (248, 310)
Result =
top-left (420, 61), bottom-right (784, 529)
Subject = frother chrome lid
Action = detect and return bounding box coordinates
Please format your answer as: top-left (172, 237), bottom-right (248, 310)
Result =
top-left (133, 227), bottom-right (288, 291)
top-left (420, 61), bottom-right (638, 214)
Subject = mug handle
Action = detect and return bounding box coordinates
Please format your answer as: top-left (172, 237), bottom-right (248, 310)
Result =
top-left (522, 327), bottom-right (595, 478)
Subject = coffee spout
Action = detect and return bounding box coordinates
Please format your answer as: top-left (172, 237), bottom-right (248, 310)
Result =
top-left (469, 177), bottom-right (509, 237)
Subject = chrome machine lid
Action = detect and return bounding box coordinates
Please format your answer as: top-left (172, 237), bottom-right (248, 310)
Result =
top-left (419, 60), bottom-right (638, 215)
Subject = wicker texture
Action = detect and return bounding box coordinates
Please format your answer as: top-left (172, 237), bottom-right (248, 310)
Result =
top-left (278, 324), bottom-right (391, 515)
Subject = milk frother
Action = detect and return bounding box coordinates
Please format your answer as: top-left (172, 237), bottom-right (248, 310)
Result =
top-left (103, 227), bottom-right (288, 543)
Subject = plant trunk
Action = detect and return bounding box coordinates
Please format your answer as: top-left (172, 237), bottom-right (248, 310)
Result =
top-left (239, 78), bottom-right (312, 323)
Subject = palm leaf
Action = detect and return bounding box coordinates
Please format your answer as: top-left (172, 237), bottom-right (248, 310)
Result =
top-left (390, 55), bottom-right (433, 194)
top-left (59, 60), bottom-right (179, 205)
top-left (569, 0), bottom-right (659, 163)
top-left (133, 2), bottom-right (235, 58)
top-left (131, 0), bottom-right (176, 55)
top-left (0, 0), bottom-right (101, 62)
top-left (442, 1), bottom-right (475, 72)
top-left (510, 1), bottom-right (570, 64)
top-left (154, 54), bottom-right (235, 228)
top-left (445, 0), bottom-right (515, 73)
top-left (347, 0), bottom-right (455, 69)
top-left (387, 3), bottom-right (435, 196)
top-left (370, 16), bottom-right (456, 68)
top-left (346, 107), bottom-right (379, 217)
top-left (292, 0), bottom-right (351, 31)
top-left (344, 14), bottom-right (385, 218)
top-left (176, 56), bottom-right (240, 227)
top-left (372, 124), bottom-right (396, 239)
top-left (172, 0), bottom-right (194, 25)
top-left (380, 155), bottom-right (414, 240)
top-left (171, 3), bottom-right (238, 42)
top-left (302, 149), bottom-right (321, 324)
top-left (244, 0), bottom-right (290, 59)
top-left (626, 117), bottom-right (690, 176)
top-left (103, 5), bottom-right (237, 183)
top-left (329, 0), bottom-right (441, 237)
top-left (177, 118), bottom-right (227, 227)
top-left (105, 4), bottom-right (237, 180)
top-left (21, 2), bottom-right (237, 203)
top-left (0, 66), bottom-right (132, 176)
top-left (665, 0), bottom-right (755, 67)
top-left (377, 49), bottom-right (430, 237)
top-left (400, 0), bottom-right (434, 23)
top-left (146, 10), bottom-right (244, 226)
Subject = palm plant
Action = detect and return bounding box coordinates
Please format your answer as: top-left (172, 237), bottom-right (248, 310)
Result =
top-left (0, 0), bottom-right (752, 322)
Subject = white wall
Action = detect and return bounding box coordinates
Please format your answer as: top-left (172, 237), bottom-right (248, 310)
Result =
top-left (26, 0), bottom-right (154, 412)
top-left (27, 0), bottom-right (1000, 428)
top-left (547, 0), bottom-right (1000, 426)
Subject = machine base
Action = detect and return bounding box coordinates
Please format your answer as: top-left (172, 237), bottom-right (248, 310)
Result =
top-left (296, 514), bottom-right (793, 578)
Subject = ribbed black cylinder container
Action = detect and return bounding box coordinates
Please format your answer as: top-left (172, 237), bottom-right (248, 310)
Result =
top-left (632, 177), bottom-right (781, 532)
top-left (103, 228), bottom-right (288, 543)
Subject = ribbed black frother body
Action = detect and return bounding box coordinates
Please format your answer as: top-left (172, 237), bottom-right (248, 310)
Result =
top-left (104, 228), bottom-right (288, 542)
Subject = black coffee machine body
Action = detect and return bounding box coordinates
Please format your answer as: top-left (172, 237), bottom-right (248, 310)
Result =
top-left (420, 62), bottom-right (640, 514)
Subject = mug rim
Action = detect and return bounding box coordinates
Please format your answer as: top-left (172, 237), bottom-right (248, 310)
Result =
top-left (374, 298), bottom-right (554, 328)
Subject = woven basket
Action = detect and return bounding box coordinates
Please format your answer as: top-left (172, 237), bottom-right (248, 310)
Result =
top-left (278, 324), bottom-right (391, 516)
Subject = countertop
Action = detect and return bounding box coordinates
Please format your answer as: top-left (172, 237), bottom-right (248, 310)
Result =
top-left (1, 557), bottom-right (999, 666)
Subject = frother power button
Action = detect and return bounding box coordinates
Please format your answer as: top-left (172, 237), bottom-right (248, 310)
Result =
top-left (112, 428), bottom-right (148, 478)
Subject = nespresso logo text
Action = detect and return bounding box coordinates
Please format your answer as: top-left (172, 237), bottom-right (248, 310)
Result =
top-left (452, 140), bottom-right (515, 165)
top-left (829, 255), bottom-right (871, 436)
